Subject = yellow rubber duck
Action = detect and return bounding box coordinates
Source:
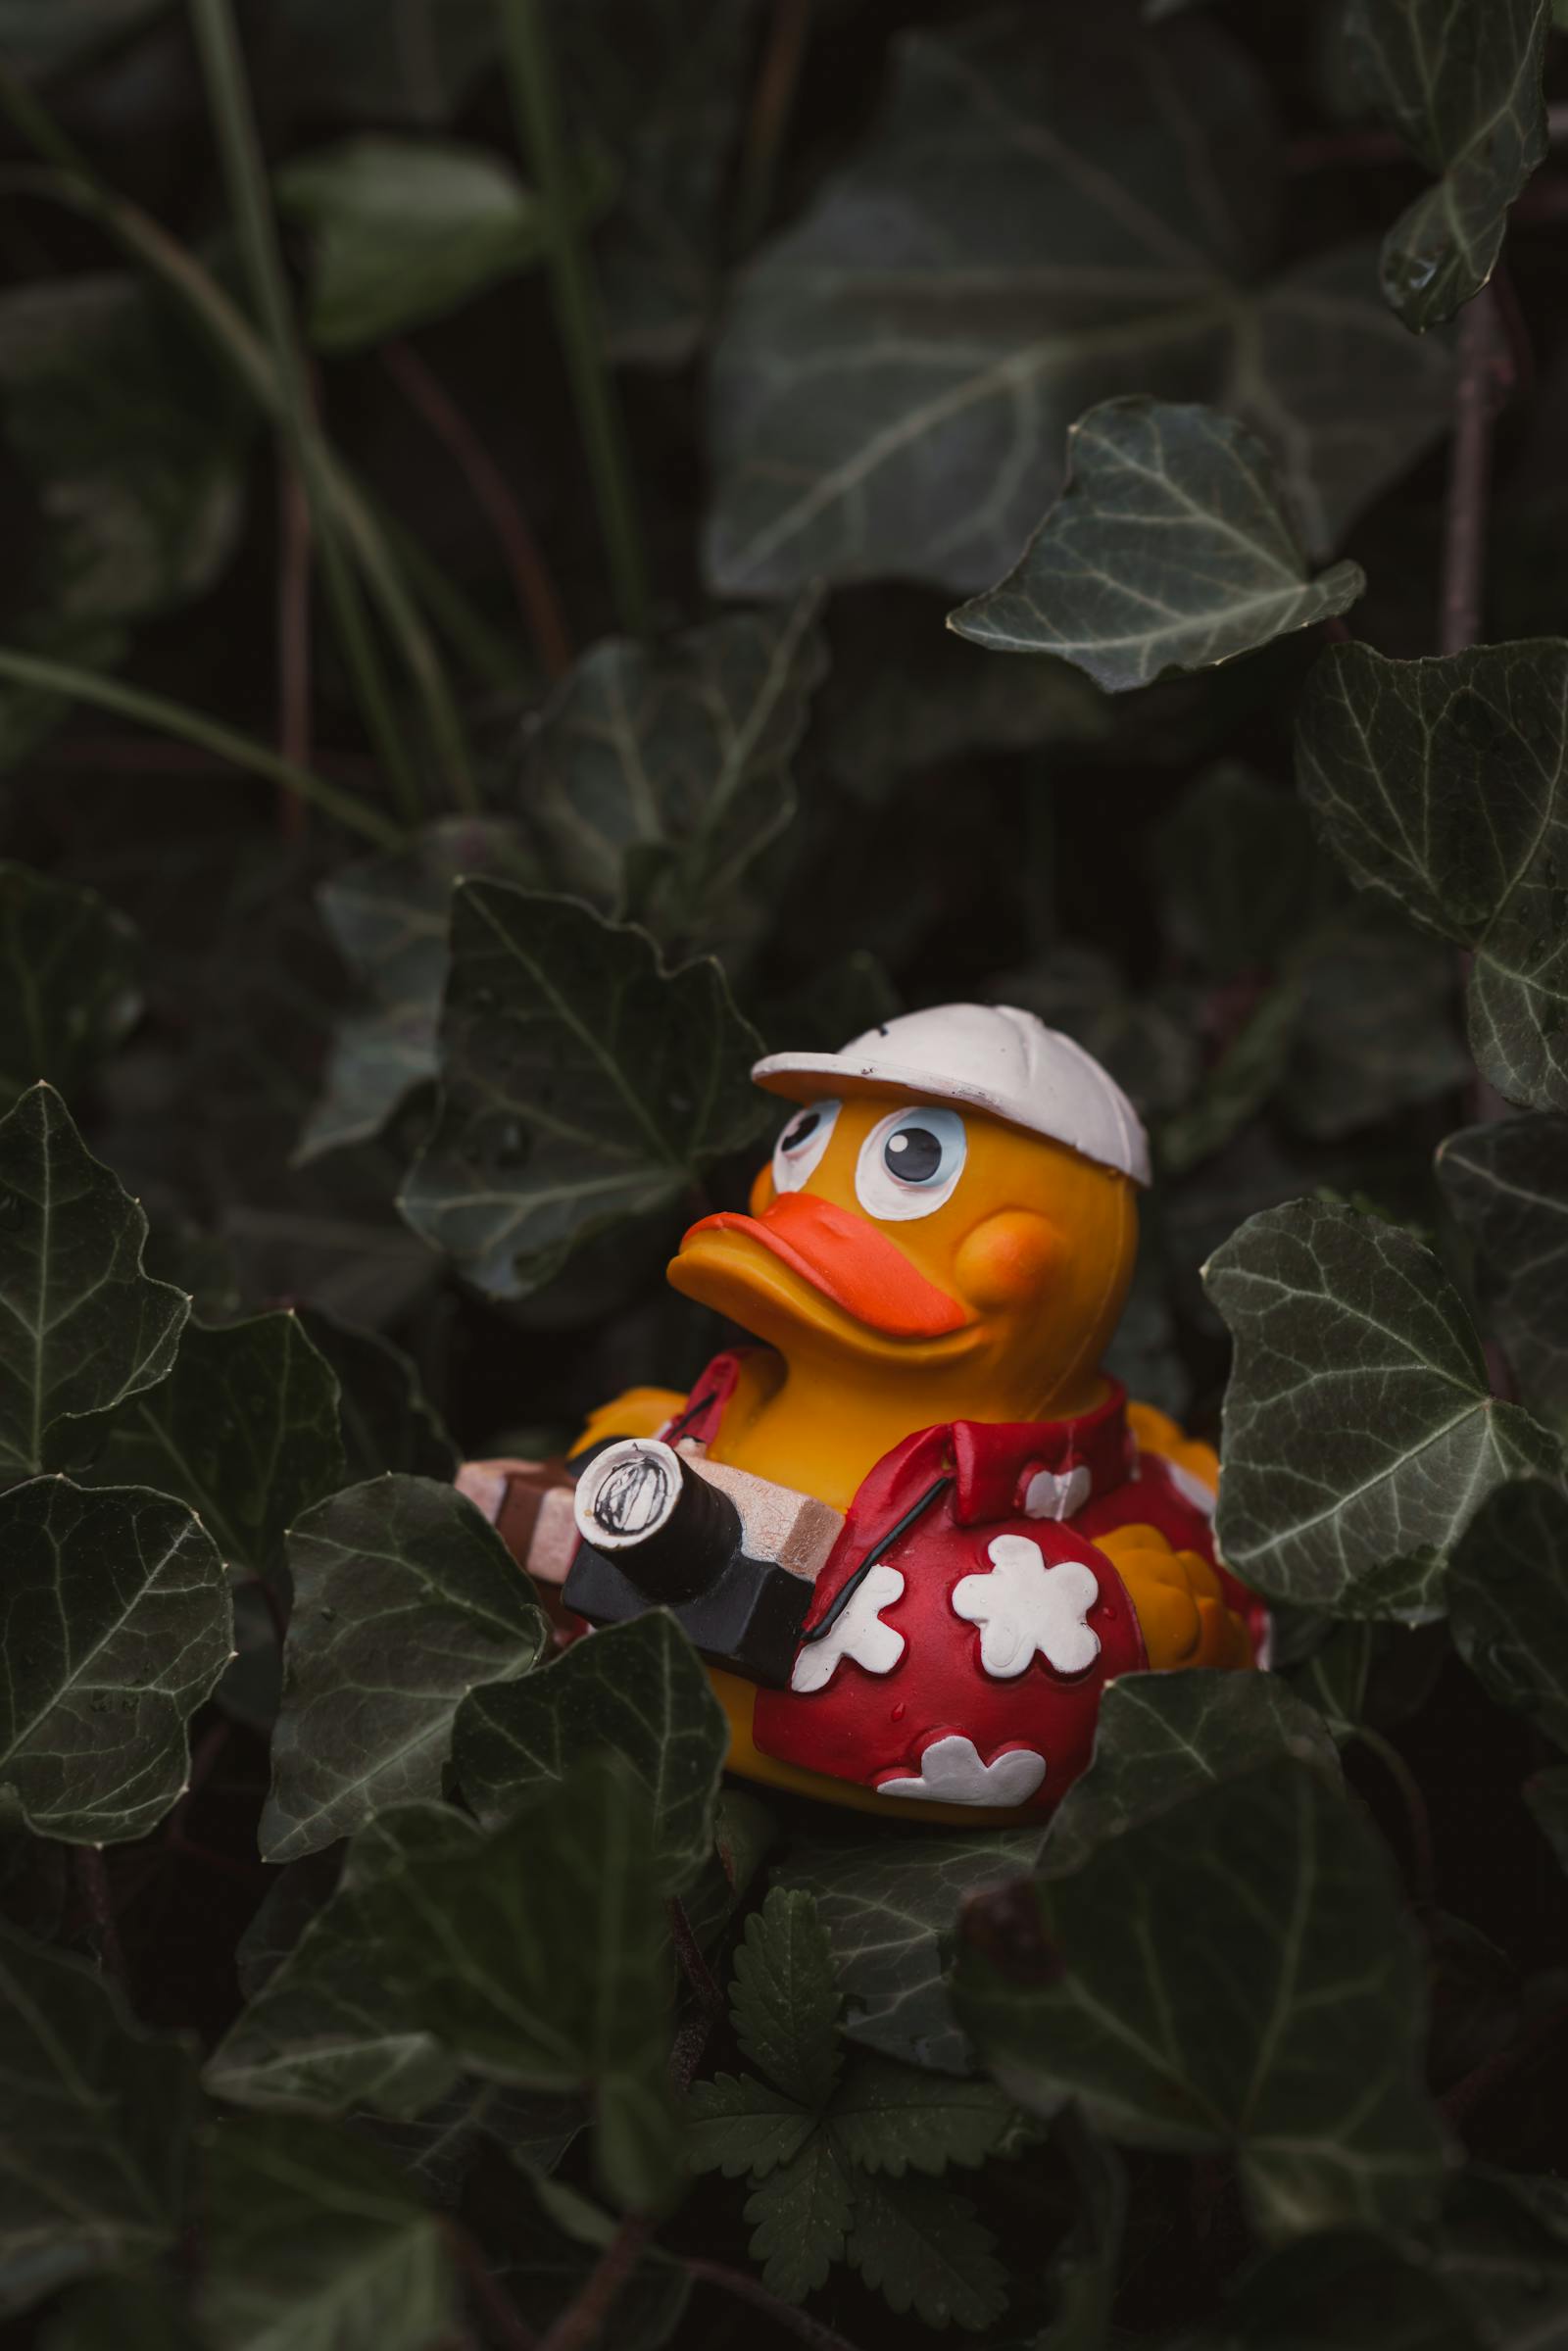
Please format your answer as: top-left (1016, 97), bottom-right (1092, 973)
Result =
top-left (553, 1004), bottom-right (1260, 1827)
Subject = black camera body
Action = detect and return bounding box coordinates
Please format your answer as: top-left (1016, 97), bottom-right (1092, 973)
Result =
top-left (563, 1437), bottom-right (841, 1689)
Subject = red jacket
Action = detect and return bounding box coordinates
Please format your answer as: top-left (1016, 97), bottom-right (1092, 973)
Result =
top-left (670, 1351), bottom-right (1259, 1816)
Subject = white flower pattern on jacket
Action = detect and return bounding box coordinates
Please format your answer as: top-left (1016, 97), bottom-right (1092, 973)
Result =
top-left (790, 1562), bottom-right (905, 1692)
top-left (951, 1534), bottom-right (1101, 1679)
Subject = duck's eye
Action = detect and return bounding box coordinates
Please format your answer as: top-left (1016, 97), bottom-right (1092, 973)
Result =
top-left (770, 1098), bottom-right (840, 1193)
top-left (855, 1105), bottom-right (967, 1221)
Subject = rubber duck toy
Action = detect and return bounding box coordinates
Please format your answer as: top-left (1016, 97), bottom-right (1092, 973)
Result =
top-left (464, 1005), bottom-right (1265, 1826)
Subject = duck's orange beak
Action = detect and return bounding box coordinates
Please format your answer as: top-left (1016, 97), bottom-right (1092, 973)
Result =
top-left (680, 1193), bottom-right (967, 1341)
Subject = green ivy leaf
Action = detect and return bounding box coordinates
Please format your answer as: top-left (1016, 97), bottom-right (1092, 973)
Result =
top-left (775, 1827), bottom-right (1044, 2073)
top-left (1447, 1477), bottom-right (1568, 1748)
top-left (0, 1923), bottom-right (197, 2315)
top-left (87, 1311), bottom-right (345, 1579)
top-left (0, 1481), bottom-right (231, 1843)
top-left (827, 2052), bottom-right (1013, 2179)
top-left (1433, 2172), bottom-right (1568, 2346)
top-left (521, 598), bottom-right (826, 943)
top-left (295, 1307), bottom-right (459, 1482)
top-left (1438, 1115), bottom-right (1568, 1432)
top-left (0, 865), bottom-right (141, 1116)
top-left (206, 1810), bottom-right (466, 2119)
top-left (38, 2274), bottom-right (202, 2351)
top-left (951, 400), bottom-right (1363, 690)
top-left (0, 1086), bottom-right (187, 1485)
top-left (1041, 1670), bottom-right (1340, 1879)
top-left (200, 2113), bottom-right (455, 2351)
top-left (1205, 1199), bottom-right (1560, 1615)
top-left (1152, 764), bottom-right (1342, 981)
top-left (400, 884), bottom-right (766, 1297)
top-left (1283, 920), bottom-right (1470, 1143)
top-left (215, 1765), bottom-right (679, 2211)
top-left (0, 0), bottom-right (171, 78)
top-left (491, 2167), bottom-right (691, 2349)
top-left (955, 1759), bottom-right (1451, 2238)
top-left (843, 2169), bottom-right (1008, 2333)
top-left (277, 137), bottom-right (551, 352)
top-left (1345, 0), bottom-right (1550, 331)
top-left (730, 1887), bottom-right (843, 2112)
top-left (686, 2074), bottom-right (816, 2180)
top-left (454, 1610), bottom-right (726, 1893)
top-left (705, 12), bottom-right (1454, 595)
top-left (262, 0), bottom-right (496, 126)
top-left (1296, 640), bottom-right (1568, 1112)
top-left (741, 2131), bottom-right (854, 2302)
top-left (262, 1475), bottom-right (548, 1863)
top-left (298, 818), bottom-right (536, 1166)
top-left (1195, 2227), bottom-right (1481, 2349)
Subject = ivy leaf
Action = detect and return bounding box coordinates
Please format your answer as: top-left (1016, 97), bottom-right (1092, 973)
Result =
top-left (1438, 1115), bottom-right (1568, 1431)
top-left (87, 1311), bottom-right (345, 1579)
top-left (262, 1475), bottom-right (548, 1863)
top-left (38, 2274), bottom-right (202, 2351)
top-left (1296, 640), bottom-right (1568, 1113)
top-left (205, 1809), bottom-right (466, 2119)
top-left (0, 1923), bottom-right (197, 2316)
top-left (400, 885), bottom-right (766, 1298)
top-left (492, 2168), bottom-right (691, 2349)
top-left (298, 818), bottom-right (536, 1165)
top-left (0, 0), bottom-right (171, 79)
top-left (827, 2052), bottom-right (1014, 2178)
top-left (262, 0), bottom-right (497, 126)
top-left (1200, 2228), bottom-right (1482, 2350)
top-left (0, 866), bottom-right (141, 1115)
top-left (955, 1760), bottom-right (1451, 2238)
top-left (215, 1766), bottom-right (678, 2211)
top-left (686, 2074), bottom-right (816, 2180)
top-left (0, 1086), bottom-right (187, 1484)
top-left (1447, 1478), bottom-right (1568, 1749)
top-left (950, 400), bottom-right (1363, 691)
top-left (843, 2170), bottom-right (1008, 2333)
top-left (705, 11), bottom-right (1453, 596)
top-left (1041, 1670), bottom-right (1340, 1878)
top-left (1345, 0), bottom-right (1550, 331)
top-left (742, 2131), bottom-right (854, 2302)
top-left (0, 1481), bottom-right (231, 1844)
top-left (1433, 2172), bottom-right (1568, 2347)
top-left (453, 1610), bottom-right (726, 1893)
top-left (295, 1307), bottom-right (459, 1482)
top-left (1205, 1199), bottom-right (1560, 1616)
top-left (520, 599), bottom-right (827, 943)
top-left (730, 1887), bottom-right (843, 2112)
top-left (200, 2113), bottom-right (455, 2351)
top-left (1284, 920), bottom-right (1470, 1143)
top-left (775, 1827), bottom-right (1044, 2073)
top-left (276, 138), bottom-right (551, 352)
top-left (1152, 764), bottom-right (1341, 981)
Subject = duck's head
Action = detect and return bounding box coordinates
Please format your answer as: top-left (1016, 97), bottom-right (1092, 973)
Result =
top-left (668, 1004), bottom-right (1151, 1422)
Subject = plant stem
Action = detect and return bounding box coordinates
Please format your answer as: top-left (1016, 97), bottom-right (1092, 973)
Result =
top-left (74, 1846), bottom-right (127, 1983)
top-left (0, 649), bottom-right (400, 846)
top-left (0, 70), bottom-right (480, 815)
top-left (383, 338), bottom-right (574, 681)
top-left (497, 0), bottom-right (651, 635)
top-left (538, 2214), bottom-right (651, 2351)
top-left (185, 0), bottom-right (424, 824)
top-left (1441, 286), bottom-right (1508, 656)
top-left (277, 447), bottom-right (313, 840)
top-left (683, 2260), bottom-right (863, 2351)
top-left (668, 1895), bottom-right (724, 2017)
top-left (733, 0), bottom-right (813, 253)
top-left (444, 2221), bottom-right (541, 2351)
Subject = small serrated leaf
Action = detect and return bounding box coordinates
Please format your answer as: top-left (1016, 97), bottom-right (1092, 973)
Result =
top-left (262, 1475), bottom-right (548, 1862)
top-left (686, 2073), bottom-right (815, 2179)
top-left (742, 2131), bottom-right (853, 2302)
top-left (454, 1610), bottom-right (726, 1892)
top-left (843, 2170), bottom-right (1008, 2332)
top-left (951, 400), bottom-right (1363, 691)
top-left (730, 1887), bottom-right (843, 2111)
top-left (828, 2052), bottom-right (1013, 2178)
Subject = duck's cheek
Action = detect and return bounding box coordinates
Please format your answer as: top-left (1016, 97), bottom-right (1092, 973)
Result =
top-left (952, 1210), bottom-right (1061, 1312)
top-left (748, 1163), bottom-right (775, 1218)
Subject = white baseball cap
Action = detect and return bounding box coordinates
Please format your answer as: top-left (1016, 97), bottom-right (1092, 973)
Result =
top-left (752, 1003), bottom-right (1152, 1188)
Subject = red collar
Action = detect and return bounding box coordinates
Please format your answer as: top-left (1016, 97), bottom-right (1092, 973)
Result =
top-left (668, 1348), bottom-right (1133, 1524)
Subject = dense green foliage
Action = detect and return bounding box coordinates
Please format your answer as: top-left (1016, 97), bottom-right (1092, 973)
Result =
top-left (0, 1), bottom-right (1565, 2345)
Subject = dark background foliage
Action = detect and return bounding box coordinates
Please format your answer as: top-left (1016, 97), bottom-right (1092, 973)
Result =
top-left (0, 0), bottom-right (1566, 2345)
